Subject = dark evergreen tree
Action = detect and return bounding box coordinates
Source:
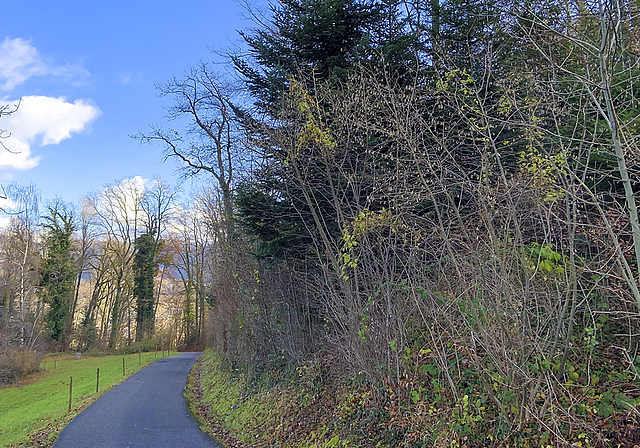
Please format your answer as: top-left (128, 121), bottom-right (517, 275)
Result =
top-left (40, 206), bottom-right (75, 346)
top-left (134, 232), bottom-right (157, 341)
top-left (233, 0), bottom-right (422, 261)
top-left (234, 0), bottom-right (383, 113)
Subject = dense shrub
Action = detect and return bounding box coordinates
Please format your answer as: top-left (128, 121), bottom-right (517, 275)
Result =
top-left (0, 348), bottom-right (43, 385)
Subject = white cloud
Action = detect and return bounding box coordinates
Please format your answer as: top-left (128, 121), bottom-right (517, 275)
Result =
top-left (0, 133), bottom-right (39, 170)
top-left (0, 37), bottom-right (90, 91)
top-left (0, 195), bottom-right (16, 210)
top-left (93, 176), bottom-right (149, 230)
top-left (0, 196), bottom-right (16, 229)
top-left (6, 96), bottom-right (100, 144)
top-left (121, 176), bottom-right (146, 194)
top-left (0, 95), bottom-right (100, 170)
top-left (118, 71), bottom-right (144, 85)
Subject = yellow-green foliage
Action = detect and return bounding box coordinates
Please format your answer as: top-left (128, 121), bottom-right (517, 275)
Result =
top-left (0, 351), bottom-right (174, 447)
top-left (340, 209), bottom-right (404, 279)
top-left (525, 242), bottom-right (567, 279)
top-left (436, 69), bottom-right (474, 95)
top-left (194, 349), bottom-right (633, 447)
top-left (518, 149), bottom-right (567, 202)
top-left (286, 80), bottom-right (337, 161)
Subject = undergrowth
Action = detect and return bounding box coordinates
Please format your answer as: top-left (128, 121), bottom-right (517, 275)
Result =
top-left (188, 345), bottom-right (640, 447)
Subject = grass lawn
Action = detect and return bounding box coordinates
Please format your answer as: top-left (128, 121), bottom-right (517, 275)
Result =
top-left (0, 350), bottom-right (176, 447)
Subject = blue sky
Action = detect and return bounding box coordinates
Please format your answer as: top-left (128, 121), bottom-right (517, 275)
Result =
top-left (1, 0), bottom-right (265, 206)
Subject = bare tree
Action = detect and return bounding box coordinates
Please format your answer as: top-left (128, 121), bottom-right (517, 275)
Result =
top-left (0, 101), bottom-right (21, 202)
top-left (135, 178), bottom-right (177, 340)
top-left (88, 178), bottom-right (144, 349)
top-left (139, 177), bottom-right (178, 241)
top-left (136, 63), bottom-right (240, 226)
top-left (71, 197), bottom-right (100, 349)
top-left (0, 101), bottom-right (19, 153)
top-left (3, 184), bottom-right (41, 346)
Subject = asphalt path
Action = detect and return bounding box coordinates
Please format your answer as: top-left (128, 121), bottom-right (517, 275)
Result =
top-left (54, 352), bottom-right (219, 448)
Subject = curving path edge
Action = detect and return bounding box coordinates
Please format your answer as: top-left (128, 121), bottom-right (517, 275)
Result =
top-left (54, 352), bottom-right (219, 448)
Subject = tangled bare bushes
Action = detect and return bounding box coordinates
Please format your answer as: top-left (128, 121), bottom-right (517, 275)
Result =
top-left (0, 347), bottom-right (43, 385)
top-left (207, 238), bottom-right (319, 373)
top-left (0, 296), bottom-right (46, 386)
top-left (208, 60), bottom-right (640, 443)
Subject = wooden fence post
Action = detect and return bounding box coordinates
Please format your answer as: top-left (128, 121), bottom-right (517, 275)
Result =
top-left (96, 368), bottom-right (100, 393)
top-left (68, 376), bottom-right (73, 413)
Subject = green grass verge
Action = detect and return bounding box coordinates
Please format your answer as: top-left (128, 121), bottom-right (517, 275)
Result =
top-left (0, 350), bottom-right (177, 447)
top-left (186, 348), bottom-right (278, 446)
top-left (186, 348), bottom-right (348, 448)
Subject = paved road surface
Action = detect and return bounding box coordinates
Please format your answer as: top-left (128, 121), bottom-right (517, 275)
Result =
top-left (54, 352), bottom-right (219, 448)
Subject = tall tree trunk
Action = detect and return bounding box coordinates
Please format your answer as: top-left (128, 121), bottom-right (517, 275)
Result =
top-left (108, 277), bottom-right (123, 349)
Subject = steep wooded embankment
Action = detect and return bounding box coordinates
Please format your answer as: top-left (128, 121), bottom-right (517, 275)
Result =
top-left (166, 2), bottom-right (640, 446)
top-left (188, 349), bottom-right (640, 447)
